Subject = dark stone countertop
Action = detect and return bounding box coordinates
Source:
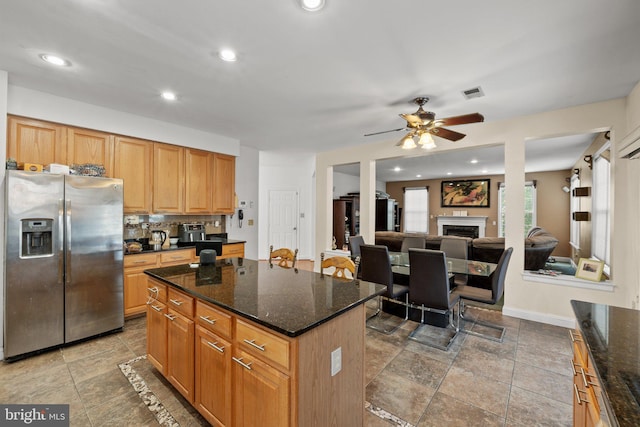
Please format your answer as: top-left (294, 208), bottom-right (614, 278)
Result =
top-left (144, 258), bottom-right (385, 337)
top-left (125, 239), bottom-right (245, 255)
top-left (571, 300), bottom-right (640, 427)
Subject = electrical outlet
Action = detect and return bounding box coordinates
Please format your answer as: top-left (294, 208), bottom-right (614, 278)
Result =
top-left (331, 347), bottom-right (342, 376)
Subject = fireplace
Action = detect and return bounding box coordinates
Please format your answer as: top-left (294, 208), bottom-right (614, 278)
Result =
top-left (443, 225), bottom-right (479, 238)
top-left (436, 216), bottom-right (487, 238)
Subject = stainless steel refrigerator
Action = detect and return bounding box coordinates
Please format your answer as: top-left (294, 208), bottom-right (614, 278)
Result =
top-left (4, 170), bottom-right (124, 359)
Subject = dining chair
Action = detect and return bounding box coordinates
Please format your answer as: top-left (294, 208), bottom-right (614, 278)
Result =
top-left (452, 247), bottom-right (513, 342)
top-left (269, 245), bottom-right (298, 269)
top-left (348, 235), bottom-right (365, 261)
top-left (407, 249), bottom-right (461, 351)
top-left (360, 244), bottom-right (409, 334)
top-left (440, 237), bottom-right (468, 287)
top-left (401, 236), bottom-right (426, 252)
top-left (320, 253), bottom-right (359, 279)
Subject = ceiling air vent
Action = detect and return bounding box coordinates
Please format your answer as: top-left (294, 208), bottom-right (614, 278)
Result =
top-left (462, 86), bottom-right (484, 100)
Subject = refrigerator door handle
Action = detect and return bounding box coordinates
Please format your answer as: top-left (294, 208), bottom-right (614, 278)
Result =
top-left (65, 199), bottom-right (72, 285)
top-left (58, 199), bottom-right (65, 284)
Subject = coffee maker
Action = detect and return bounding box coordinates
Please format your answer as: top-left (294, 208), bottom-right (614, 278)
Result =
top-left (179, 223), bottom-right (206, 243)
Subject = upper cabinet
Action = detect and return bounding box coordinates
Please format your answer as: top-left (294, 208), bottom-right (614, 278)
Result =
top-left (67, 127), bottom-right (114, 177)
top-left (114, 136), bottom-right (153, 214)
top-left (8, 116), bottom-right (66, 165)
top-left (185, 148), bottom-right (213, 214)
top-left (153, 143), bottom-right (185, 213)
top-left (212, 153), bottom-right (235, 214)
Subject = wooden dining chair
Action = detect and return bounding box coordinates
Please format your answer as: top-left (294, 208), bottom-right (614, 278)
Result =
top-left (269, 245), bottom-right (298, 268)
top-left (360, 244), bottom-right (409, 334)
top-left (407, 249), bottom-right (461, 350)
top-left (452, 247), bottom-right (513, 342)
top-left (320, 253), bottom-right (359, 279)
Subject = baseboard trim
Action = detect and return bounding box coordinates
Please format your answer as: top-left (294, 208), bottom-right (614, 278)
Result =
top-left (502, 305), bottom-right (576, 329)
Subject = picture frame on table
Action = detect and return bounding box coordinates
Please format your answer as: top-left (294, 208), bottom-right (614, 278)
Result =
top-left (441, 179), bottom-right (490, 207)
top-left (575, 258), bottom-right (605, 282)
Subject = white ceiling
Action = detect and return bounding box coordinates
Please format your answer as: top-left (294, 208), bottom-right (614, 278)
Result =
top-left (1, 1), bottom-right (639, 156)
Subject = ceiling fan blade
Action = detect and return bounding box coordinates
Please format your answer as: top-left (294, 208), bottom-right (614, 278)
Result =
top-left (429, 127), bottom-right (466, 141)
top-left (438, 113), bottom-right (485, 126)
top-left (364, 127), bottom-right (406, 137)
top-left (399, 113), bottom-right (423, 128)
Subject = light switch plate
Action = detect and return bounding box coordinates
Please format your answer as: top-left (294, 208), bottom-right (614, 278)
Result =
top-left (331, 347), bottom-right (342, 376)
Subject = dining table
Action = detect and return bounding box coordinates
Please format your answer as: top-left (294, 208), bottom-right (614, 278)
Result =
top-left (388, 251), bottom-right (497, 277)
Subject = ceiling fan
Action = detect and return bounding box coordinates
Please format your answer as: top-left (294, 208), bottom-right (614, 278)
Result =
top-left (364, 97), bottom-right (484, 150)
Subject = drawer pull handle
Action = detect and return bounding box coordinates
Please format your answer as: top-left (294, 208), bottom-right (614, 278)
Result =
top-left (569, 330), bottom-right (583, 343)
top-left (206, 341), bottom-right (225, 353)
top-left (570, 359), bottom-right (582, 376)
top-left (243, 339), bottom-right (266, 351)
top-left (232, 357), bottom-right (252, 370)
top-left (147, 287), bottom-right (159, 293)
top-left (164, 314), bottom-right (177, 321)
top-left (151, 305), bottom-right (163, 312)
top-left (580, 368), bottom-right (598, 388)
top-left (133, 260), bottom-right (148, 264)
top-left (170, 299), bottom-right (184, 306)
top-left (199, 315), bottom-right (216, 325)
top-left (573, 384), bottom-right (590, 405)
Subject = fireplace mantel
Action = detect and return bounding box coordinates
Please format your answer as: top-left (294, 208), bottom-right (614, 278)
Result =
top-left (437, 216), bottom-right (488, 237)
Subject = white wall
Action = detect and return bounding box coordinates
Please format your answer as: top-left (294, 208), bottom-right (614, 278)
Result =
top-left (258, 151), bottom-right (316, 260)
top-left (316, 98), bottom-right (631, 328)
top-left (8, 86), bottom-right (240, 155)
top-left (333, 171), bottom-right (386, 199)
top-left (227, 145), bottom-right (259, 260)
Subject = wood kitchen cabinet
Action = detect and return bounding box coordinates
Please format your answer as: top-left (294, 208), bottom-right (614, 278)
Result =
top-left (7, 115), bottom-right (66, 166)
top-left (147, 300), bottom-right (168, 373)
top-left (114, 136), bottom-right (153, 214)
top-left (185, 148), bottom-right (213, 214)
top-left (571, 329), bottom-right (601, 426)
top-left (166, 288), bottom-right (195, 402)
top-left (67, 127), bottom-right (114, 176)
top-left (153, 143), bottom-right (185, 213)
top-left (212, 153), bottom-right (236, 214)
top-left (123, 252), bottom-right (159, 317)
top-left (195, 326), bottom-right (232, 426)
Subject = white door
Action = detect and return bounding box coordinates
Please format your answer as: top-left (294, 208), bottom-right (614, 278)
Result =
top-left (268, 190), bottom-right (299, 252)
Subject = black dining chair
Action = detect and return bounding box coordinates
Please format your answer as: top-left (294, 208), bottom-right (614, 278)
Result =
top-left (452, 247), bottom-right (513, 342)
top-left (348, 235), bottom-right (365, 261)
top-left (440, 237), bottom-right (468, 287)
top-left (360, 244), bottom-right (409, 334)
top-left (401, 236), bottom-right (426, 253)
top-left (407, 249), bottom-right (460, 351)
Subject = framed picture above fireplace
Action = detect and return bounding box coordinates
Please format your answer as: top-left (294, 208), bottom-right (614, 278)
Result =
top-left (441, 179), bottom-right (490, 207)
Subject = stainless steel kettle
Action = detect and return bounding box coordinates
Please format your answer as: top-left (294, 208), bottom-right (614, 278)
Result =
top-left (150, 230), bottom-right (167, 246)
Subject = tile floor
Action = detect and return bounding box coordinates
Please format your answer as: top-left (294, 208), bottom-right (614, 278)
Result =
top-left (0, 277), bottom-right (573, 426)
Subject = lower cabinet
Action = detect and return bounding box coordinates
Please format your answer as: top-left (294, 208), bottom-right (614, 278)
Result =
top-left (571, 330), bottom-right (601, 427)
top-left (195, 326), bottom-right (232, 426)
top-left (147, 300), bottom-right (168, 372)
top-left (167, 309), bottom-right (195, 402)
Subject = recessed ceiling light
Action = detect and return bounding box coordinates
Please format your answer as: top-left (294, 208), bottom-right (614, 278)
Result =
top-left (416, 174), bottom-right (422, 178)
top-left (218, 49), bottom-right (237, 62)
top-left (446, 172), bottom-right (452, 175)
top-left (470, 159), bottom-right (479, 164)
top-left (481, 169), bottom-right (488, 174)
top-left (39, 54), bottom-right (71, 67)
top-left (393, 166), bottom-right (401, 172)
top-left (300, 0), bottom-right (325, 12)
top-left (161, 91), bottom-right (177, 101)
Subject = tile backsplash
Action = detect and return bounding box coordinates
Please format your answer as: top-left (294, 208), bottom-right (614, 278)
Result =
top-left (123, 214), bottom-right (226, 240)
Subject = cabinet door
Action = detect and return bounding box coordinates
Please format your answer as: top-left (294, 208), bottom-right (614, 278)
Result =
top-left (233, 349), bottom-right (290, 427)
top-left (195, 326), bottom-right (232, 427)
top-left (147, 301), bottom-right (168, 374)
top-left (114, 136), bottom-right (153, 214)
top-left (212, 153), bottom-right (235, 214)
top-left (7, 116), bottom-right (66, 165)
top-left (167, 309), bottom-right (195, 402)
top-left (124, 270), bottom-right (150, 317)
top-left (67, 127), bottom-right (114, 177)
top-left (185, 149), bottom-right (213, 213)
top-left (153, 143), bottom-right (185, 213)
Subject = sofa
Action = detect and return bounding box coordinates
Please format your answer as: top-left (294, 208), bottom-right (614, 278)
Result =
top-left (374, 227), bottom-right (558, 271)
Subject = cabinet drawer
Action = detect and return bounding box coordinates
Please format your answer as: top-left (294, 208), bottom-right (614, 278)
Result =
top-left (196, 301), bottom-right (232, 339)
top-left (124, 252), bottom-right (159, 268)
top-left (168, 288), bottom-right (195, 319)
top-left (161, 249), bottom-right (194, 265)
top-left (148, 280), bottom-right (167, 303)
top-left (236, 319), bottom-right (290, 371)
top-left (222, 243), bottom-right (244, 258)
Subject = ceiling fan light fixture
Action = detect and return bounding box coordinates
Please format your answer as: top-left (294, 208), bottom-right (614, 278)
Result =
top-left (300, 0), bottom-right (325, 12)
top-left (399, 134), bottom-right (416, 149)
top-left (418, 132), bottom-right (436, 150)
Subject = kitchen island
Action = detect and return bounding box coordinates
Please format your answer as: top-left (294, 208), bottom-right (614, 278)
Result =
top-left (571, 300), bottom-right (640, 427)
top-left (144, 258), bottom-right (385, 426)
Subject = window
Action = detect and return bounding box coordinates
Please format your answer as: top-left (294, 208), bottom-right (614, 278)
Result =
top-left (570, 174), bottom-right (581, 249)
top-left (403, 187), bottom-right (429, 233)
top-left (592, 146), bottom-right (611, 268)
top-left (498, 182), bottom-right (537, 237)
